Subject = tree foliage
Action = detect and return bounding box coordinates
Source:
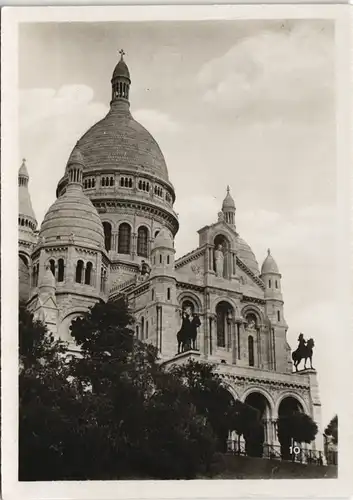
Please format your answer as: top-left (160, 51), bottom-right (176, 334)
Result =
top-left (20, 300), bottom-right (220, 480)
top-left (277, 411), bottom-right (318, 459)
top-left (324, 415), bottom-right (338, 445)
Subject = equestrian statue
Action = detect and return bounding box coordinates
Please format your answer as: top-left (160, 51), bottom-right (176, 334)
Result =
top-left (177, 309), bottom-right (201, 354)
top-left (292, 333), bottom-right (315, 371)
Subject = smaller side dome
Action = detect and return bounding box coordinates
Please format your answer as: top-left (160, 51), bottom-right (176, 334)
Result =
top-left (222, 185), bottom-right (235, 210)
top-left (152, 228), bottom-right (174, 250)
top-left (112, 50), bottom-right (130, 80)
top-left (261, 249), bottom-right (280, 274)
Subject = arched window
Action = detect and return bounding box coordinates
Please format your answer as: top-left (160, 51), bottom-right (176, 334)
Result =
top-left (269, 279), bottom-right (272, 288)
top-left (248, 336), bottom-right (254, 366)
top-left (49, 259), bottom-right (55, 276)
top-left (159, 254), bottom-right (162, 264)
top-left (277, 310), bottom-right (281, 322)
top-left (118, 223), bottom-right (131, 254)
top-left (136, 325), bottom-right (139, 339)
top-left (103, 222), bottom-right (112, 252)
top-left (75, 260), bottom-right (84, 283)
top-left (151, 289), bottom-right (154, 300)
top-left (129, 178), bottom-right (132, 188)
top-left (85, 262), bottom-right (93, 285)
top-left (154, 230), bottom-right (160, 238)
top-left (110, 177), bottom-right (114, 187)
top-left (146, 321), bottom-right (149, 339)
top-left (138, 180), bottom-right (142, 190)
top-left (58, 258), bottom-right (65, 282)
top-left (167, 288), bottom-right (171, 300)
top-left (275, 280), bottom-right (278, 289)
top-left (100, 267), bottom-right (106, 292)
top-left (101, 177), bottom-right (105, 187)
top-left (167, 255), bottom-right (170, 264)
top-left (120, 177), bottom-right (124, 187)
top-left (216, 301), bottom-right (233, 348)
top-left (137, 226), bottom-right (148, 257)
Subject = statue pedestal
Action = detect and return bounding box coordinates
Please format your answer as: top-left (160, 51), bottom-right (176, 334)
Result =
top-left (161, 349), bottom-right (201, 368)
top-left (296, 368), bottom-right (325, 460)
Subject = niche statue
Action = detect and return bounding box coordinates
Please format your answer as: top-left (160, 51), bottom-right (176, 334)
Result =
top-left (292, 333), bottom-right (315, 371)
top-left (214, 244), bottom-right (224, 278)
top-left (177, 307), bottom-right (201, 354)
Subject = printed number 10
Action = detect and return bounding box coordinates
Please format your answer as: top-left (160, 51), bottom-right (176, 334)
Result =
top-left (290, 446), bottom-right (301, 455)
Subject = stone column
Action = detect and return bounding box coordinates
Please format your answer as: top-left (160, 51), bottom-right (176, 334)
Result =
top-left (131, 232), bottom-right (137, 259)
top-left (231, 319), bottom-right (237, 364)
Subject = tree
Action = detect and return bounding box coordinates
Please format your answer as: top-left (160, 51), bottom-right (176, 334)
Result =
top-left (69, 299), bottom-right (218, 479)
top-left (169, 360), bottom-right (237, 453)
top-left (277, 412), bottom-right (318, 459)
top-left (324, 415), bottom-right (338, 445)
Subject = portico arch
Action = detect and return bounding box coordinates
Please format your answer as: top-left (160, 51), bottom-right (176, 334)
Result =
top-left (275, 392), bottom-right (308, 417)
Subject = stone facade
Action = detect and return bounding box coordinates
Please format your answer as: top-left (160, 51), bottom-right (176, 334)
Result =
top-left (18, 52), bottom-right (324, 456)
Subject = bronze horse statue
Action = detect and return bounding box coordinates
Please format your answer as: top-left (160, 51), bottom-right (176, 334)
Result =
top-left (292, 334), bottom-right (315, 371)
top-left (177, 312), bottom-right (201, 354)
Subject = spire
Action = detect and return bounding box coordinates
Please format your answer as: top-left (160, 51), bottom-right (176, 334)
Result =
top-left (19, 158), bottom-right (29, 184)
top-left (111, 50), bottom-right (131, 105)
top-left (221, 186), bottom-right (236, 225)
top-left (18, 159), bottom-right (37, 229)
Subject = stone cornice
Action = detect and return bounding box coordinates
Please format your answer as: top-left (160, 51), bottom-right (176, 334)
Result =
top-left (176, 281), bottom-right (204, 293)
top-left (222, 372), bottom-right (310, 391)
top-left (175, 247), bottom-right (206, 269)
top-left (92, 198), bottom-right (179, 234)
top-left (242, 295), bottom-right (266, 306)
top-left (237, 257), bottom-right (265, 290)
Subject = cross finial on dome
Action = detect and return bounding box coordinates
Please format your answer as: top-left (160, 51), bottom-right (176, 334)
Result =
top-left (267, 248), bottom-right (271, 255)
top-left (22, 158), bottom-right (26, 164)
top-left (119, 49), bottom-right (126, 60)
top-left (227, 185), bottom-right (230, 194)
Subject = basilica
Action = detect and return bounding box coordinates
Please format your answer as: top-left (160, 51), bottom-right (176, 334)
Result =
top-left (18, 52), bottom-right (324, 457)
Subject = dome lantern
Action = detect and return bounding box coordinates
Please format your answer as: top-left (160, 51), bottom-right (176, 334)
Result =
top-left (222, 186), bottom-right (236, 226)
top-left (111, 49), bottom-right (131, 105)
top-left (66, 145), bottom-right (84, 189)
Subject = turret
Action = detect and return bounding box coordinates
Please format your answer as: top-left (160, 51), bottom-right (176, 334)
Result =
top-left (18, 159), bottom-right (38, 301)
top-left (260, 249), bottom-right (291, 372)
top-left (260, 249), bottom-right (283, 301)
top-left (150, 229), bottom-right (175, 279)
top-left (148, 229), bottom-right (177, 358)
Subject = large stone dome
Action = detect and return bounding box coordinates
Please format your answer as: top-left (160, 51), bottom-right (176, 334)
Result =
top-left (73, 102), bottom-right (170, 182)
top-left (236, 236), bottom-right (260, 275)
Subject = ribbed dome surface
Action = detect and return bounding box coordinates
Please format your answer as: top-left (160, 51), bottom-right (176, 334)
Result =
top-left (236, 237), bottom-right (260, 275)
top-left (72, 103), bottom-right (169, 182)
top-left (222, 187), bottom-right (235, 209)
top-left (261, 249), bottom-right (280, 275)
top-left (39, 185), bottom-right (104, 248)
top-left (113, 59), bottom-right (130, 80)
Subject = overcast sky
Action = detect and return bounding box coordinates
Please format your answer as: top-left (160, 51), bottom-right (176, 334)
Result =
top-left (19, 19), bottom-right (337, 428)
